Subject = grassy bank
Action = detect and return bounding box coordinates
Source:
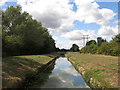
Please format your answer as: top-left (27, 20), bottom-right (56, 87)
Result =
top-left (2, 54), bottom-right (58, 88)
top-left (66, 53), bottom-right (119, 88)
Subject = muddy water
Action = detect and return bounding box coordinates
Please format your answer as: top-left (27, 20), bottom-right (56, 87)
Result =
top-left (41, 57), bottom-right (90, 88)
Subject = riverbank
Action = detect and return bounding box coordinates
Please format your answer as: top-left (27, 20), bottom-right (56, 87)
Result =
top-left (2, 53), bottom-right (59, 88)
top-left (66, 53), bottom-right (119, 89)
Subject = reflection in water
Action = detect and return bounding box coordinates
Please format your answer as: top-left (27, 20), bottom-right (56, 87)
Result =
top-left (24, 59), bottom-right (56, 88)
top-left (41, 57), bottom-right (90, 88)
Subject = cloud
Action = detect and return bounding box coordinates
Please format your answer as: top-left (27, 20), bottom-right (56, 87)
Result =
top-left (62, 29), bottom-right (97, 40)
top-left (2, 0), bottom-right (117, 49)
top-left (17, 0), bottom-right (75, 33)
top-left (55, 40), bottom-right (72, 49)
top-left (99, 8), bottom-right (116, 21)
top-left (74, 1), bottom-right (116, 26)
top-left (17, 0), bottom-right (116, 30)
top-left (98, 25), bottom-right (119, 36)
top-left (114, 19), bottom-right (120, 24)
top-left (98, 26), bottom-right (114, 36)
top-left (17, 0), bottom-right (116, 34)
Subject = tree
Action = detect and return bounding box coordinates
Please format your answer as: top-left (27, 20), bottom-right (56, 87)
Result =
top-left (3, 35), bottom-right (23, 55)
top-left (112, 34), bottom-right (120, 43)
top-left (2, 6), bottom-right (56, 56)
top-left (97, 42), bottom-right (111, 55)
top-left (80, 34), bottom-right (120, 56)
top-left (86, 40), bottom-right (96, 46)
top-left (70, 44), bottom-right (79, 52)
top-left (81, 43), bottom-right (97, 54)
top-left (97, 37), bottom-right (106, 46)
top-left (80, 46), bottom-right (89, 53)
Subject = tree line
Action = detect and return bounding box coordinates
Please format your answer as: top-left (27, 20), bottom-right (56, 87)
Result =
top-left (80, 34), bottom-right (120, 56)
top-left (2, 6), bottom-right (56, 57)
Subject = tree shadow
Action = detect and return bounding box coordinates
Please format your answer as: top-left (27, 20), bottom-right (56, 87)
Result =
top-left (21, 58), bottom-right (56, 88)
top-left (2, 56), bottom-right (46, 88)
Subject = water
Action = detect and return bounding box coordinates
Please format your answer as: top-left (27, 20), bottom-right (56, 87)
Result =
top-left (41, 57), bottom-right (90, 88)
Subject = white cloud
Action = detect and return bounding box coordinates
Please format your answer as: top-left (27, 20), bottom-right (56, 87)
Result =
top-left (17, 1), bottom-right (116, 28)
top-left (60, 29), bottom-right (98, 48)
top-left (99, 8), bottom-right (116, 21)
top-left (2, 0), bottom-right (116, 49)
top-left (55, 39), bottom-right (72, 49)
top-left (97, 25), bottom-right (119, 42)
top-left (17, 0), bottom-right (116, 34)
top-left (74, 1), bottom-right (116, 26)
top-left (62, 29), bottom-right (97, 41)
top-left (17, 0), bottom-right (75, 33)
top-left (52, 35), bottom-right (81, 49)
top-left (98, 26), bottom-right (114, 36)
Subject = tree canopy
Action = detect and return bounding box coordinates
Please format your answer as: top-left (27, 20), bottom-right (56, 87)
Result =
top-left (86, 40), bottom-right (96, 46)
top-left (70, 44), bottom-right (79, 52)
top-left (2, 6), bottom-right (56, 56)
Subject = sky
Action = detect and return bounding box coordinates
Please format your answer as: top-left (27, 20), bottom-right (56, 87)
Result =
top-left (0, 0), bottom-right (119, 49)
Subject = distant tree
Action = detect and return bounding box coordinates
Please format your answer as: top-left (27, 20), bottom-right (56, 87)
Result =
top-left (81, 34), bottom-right (120, 56)
top-left (112, 34), bottom-right (120, 43)
top-left (80, 46), bottom-right (89, 53)
top-left (81, 43), bottom-right (97, 54)
top-left (97, 37), bottom-right (106, 46)
top-left (60, 49), bottom-right (70, 52)
top-left (97, 42), bottom-right (111, 55)
top-left (56, 48), bottom-right (60, 51)
top-left (70, 44), bottom-right (79, 52)
top-left (86, 40), bottom-right (96, 46)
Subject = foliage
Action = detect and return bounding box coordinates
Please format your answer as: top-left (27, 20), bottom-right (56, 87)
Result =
top-left (97, 42), bottom-right (111, 55)
top-left (70, 44), bottom-right (79, 52)
top-left (3, 35), bottom-right (23, 55)
top-left (86, 40), bottom-right (96, 46)
top-left (97, 37), bottom-right (107, 46)
top-left (112, 34), bottom-right (120, 43)
top-left (2, 6), bottom-right (56, 56)
top-left (81, 40), bottom-right (97, 54)
top-left (81, 34), bottom-right (120, 56)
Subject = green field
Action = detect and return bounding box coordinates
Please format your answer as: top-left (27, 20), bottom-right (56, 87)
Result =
top-left (2, 54), bottom-right (58, 88)
top-left (66, 53), bottom-right (119, 88)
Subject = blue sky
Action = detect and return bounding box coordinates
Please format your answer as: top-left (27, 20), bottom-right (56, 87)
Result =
top-left (98, 2), bottom-right (118, 26)
top-left (1, 2), bottom-right (17, 10)
top-left (1, 0), bottom-right (119, 49)
top-left (72, 2), bottom-right (118, 30)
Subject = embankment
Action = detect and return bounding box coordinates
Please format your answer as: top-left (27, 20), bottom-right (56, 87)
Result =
top-left (66, 53), bottom-right (119, 89)
top-left (2, 54), bottom-right (59, 88)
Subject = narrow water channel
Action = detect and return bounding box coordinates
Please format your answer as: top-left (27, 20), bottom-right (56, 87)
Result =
top-left (41, 56), bottom-right (90, 88)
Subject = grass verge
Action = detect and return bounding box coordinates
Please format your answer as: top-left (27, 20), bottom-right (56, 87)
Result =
top-left (66, 53), bottom-right (119, 88)
top-left (2, 54), bottom-right (59, 88)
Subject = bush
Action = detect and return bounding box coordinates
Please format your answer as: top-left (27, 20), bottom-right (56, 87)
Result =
top-left (80, 34), bottom-right (120, 56)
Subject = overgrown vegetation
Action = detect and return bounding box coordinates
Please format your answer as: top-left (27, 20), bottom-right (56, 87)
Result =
top-left (2, 6), bottom-right (56, 57)
top-left (80, 34), bottom-right (120, 56)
